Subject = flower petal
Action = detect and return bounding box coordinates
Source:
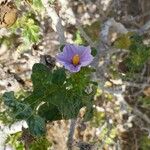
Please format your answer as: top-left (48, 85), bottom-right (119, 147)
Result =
top-left (80, 46), bottom-right (94, 66)
top-left (64, 44), bottom-right (87, 56)
top-left (63, 44), bottom-right (76, 59)
top-left (56, 53), bottom-right (68, 63)
top-left (56, 44), bottom-right (77, 63)
top-left (80, 45), bottom-right (91, 55)
top-left (56, 44), bottom-right (94, 73)
top-left (80, 46), bottom-right (91, 57)
top-left (64, 63), bottom-right (81, 73)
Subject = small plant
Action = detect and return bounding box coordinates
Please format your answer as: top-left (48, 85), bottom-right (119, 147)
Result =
top-left (114, 33), bottom-right (150, 75)
top-left (2, 44), bottom-right (97, 138)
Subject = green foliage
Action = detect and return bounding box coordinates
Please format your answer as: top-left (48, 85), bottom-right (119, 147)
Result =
top-left (29, 137), bottom-right (52, 150)
top-left (140, 135), bottom-right (150, 150)
top-left (2, 92), bottom-right (45, 137)
top-left (7, 132), bottom-right (24, 150)
top-left (17, 0), bottom-right (44, 11)
top-left (84, 21), bottom-right (100, 42)
top-left (32, 0), bottom-right (44, 11)
top-left (60, 44), bottom-right (65, 52)
top-left (48, 0), bottom-right (56, 4)
top-left (0, 95), bottom-right (11, 124)
top-left (0, 90), bottom-right (31, 124)
top-left (102, 128), bottom-right (116, 145)
top-left (91, 109), bottom-right (105, 127)
top-left (6, 132), bottom-right (51, 150)
top-left (0, 15), bottom-right (41, 52)
top-left (91, 47), bottom-right (97, 56)
top-left (3, 92), bottom-right (32, 120)
top-left (139, 96), bottom-right (150, 109)
top-left (0, 0), bottom-right (43, 52)
top-left (38, 103), bottom-right (62, 121)
top-left (73, 21), bottom-right (100, 45)
top-left (114, 34), bottom-right (150, 74)
top-left (74, 31), bottom-right (86, 45)
top-left (126, 34), bottom-right (150, 73)
top-left (0, 34), bottom-right (15, 47)
top-left (2, 63), bottom-right (96, 137)
top-left (22, 18), bottom-right (40, 43)
top-left (27, 115), bottom-right (46, 137)
top-left (0, 110), bottom-right (12, 124)
top-left (12, 14), bottom-right (41, 51)
top-left (114, 33), bottom-right (133, 49)
top-left (97, 124), bottom-right (117, 146)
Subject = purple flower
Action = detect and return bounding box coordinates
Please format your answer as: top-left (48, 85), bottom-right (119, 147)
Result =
top-left (56, 44), bottom-right (94, 72)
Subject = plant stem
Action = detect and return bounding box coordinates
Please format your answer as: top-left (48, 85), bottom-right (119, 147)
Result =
top-left (67, 119), bottom-right (77, 150)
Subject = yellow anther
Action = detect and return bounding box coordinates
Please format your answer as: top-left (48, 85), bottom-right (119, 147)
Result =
top-left (72, 54), bottom-right (80, 65)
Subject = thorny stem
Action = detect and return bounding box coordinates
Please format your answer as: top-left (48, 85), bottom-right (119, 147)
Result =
top-left (67, 119), bottom-right (77, 150)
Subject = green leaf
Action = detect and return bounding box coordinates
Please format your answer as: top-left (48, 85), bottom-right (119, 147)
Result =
top-left (24, 64), bottom-right (54, 107)
top-left (53, 89), bottom-right (83, 119)
top-left (2, 92), bottom-right (45, 137)
top-left (52, 68), bottom-right (66, 85)
top-left (114, 33), bottom-right (131, 49)
top-left (27, 115), bottom-right (46, 137)
top-left (25, 64), bottom-right (66, 106)
top-left (130, 34), bottom-right (143, 44)
top-left (60, 45), bottom-right (65, 52)
top-left (22, 22), bottom-right (40, 43)
top-left (74, 31), bottom-right (86, 45)
top-left (3, 92), bottom-right (32, 120)
top-left (3, 91), bottom-right (16, 107)
top-left (31, 63), bottom-right (52, 90)
top-left (91, 47), bottom-right (97, 56)
top-left (32, 0), bottom-right (44, 10)
top-left (38, 103), bottom-right (62, 121)
top-left (2, 62), bottom-right (97, 138)
top-left (126, 40), bottom-right (150, 72)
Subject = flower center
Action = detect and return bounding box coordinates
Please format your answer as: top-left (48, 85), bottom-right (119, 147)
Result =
top-left (72, 54), bottom-right (80, 65)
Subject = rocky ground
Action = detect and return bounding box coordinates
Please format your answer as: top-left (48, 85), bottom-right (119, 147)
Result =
top-left (0, 0), bottom-right (150, 150)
